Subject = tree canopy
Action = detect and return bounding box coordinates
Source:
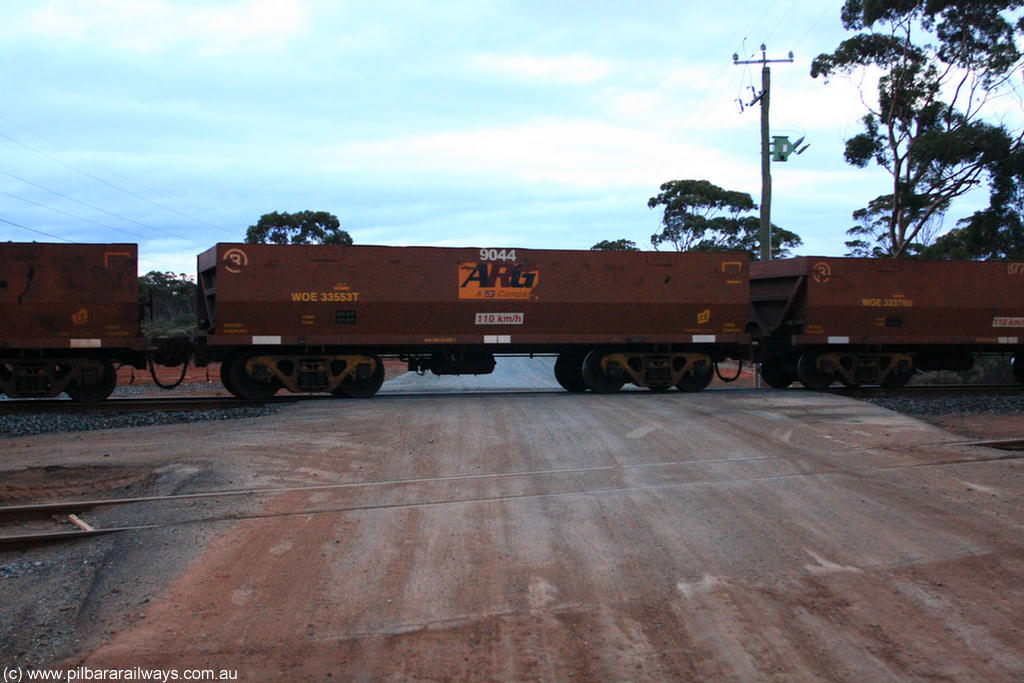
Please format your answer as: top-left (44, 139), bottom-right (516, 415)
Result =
top-left (245, 210), bottom-right (352, 245)
top-left (138, 271), bottom-right (196, 337)
top-left (812, 0), bottom-right (1024, 258)
top-left (926, 138), bottom-right (1024, 259)
top-left (647, 179), bottom-right (801, 259)
top-left (591, 239), bottom-right (640, 251)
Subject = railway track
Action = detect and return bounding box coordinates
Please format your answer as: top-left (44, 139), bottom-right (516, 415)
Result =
top-left (2, 383), bottom-right (1020, 412)
top-left (830, 383), bottom-right (1024, 399)
top-left (0, 504), bottom-right (149, 545)
top-left (4, 441), bottom-right (1023, 548)
top-left (0, 394), bottom-right (306, 414)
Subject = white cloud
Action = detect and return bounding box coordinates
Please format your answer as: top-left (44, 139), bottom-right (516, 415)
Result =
top-left (322, 117), bottom-right (757, 192)
top-left (471, 53), bottom-right (612, 85)
top-left (17, 0), bottom-right (309, 54)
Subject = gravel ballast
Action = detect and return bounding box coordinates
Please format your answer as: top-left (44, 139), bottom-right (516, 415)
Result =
top-left (864, 392), bottom-right (1024, 416)
top-left (0, 406), bottom-right (278, 438)
top-left (0, 383), bottom-right (280, 438)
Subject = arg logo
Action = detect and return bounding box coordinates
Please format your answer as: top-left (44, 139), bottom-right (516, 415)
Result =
top-left (459, 262), bottom-right (539, 300)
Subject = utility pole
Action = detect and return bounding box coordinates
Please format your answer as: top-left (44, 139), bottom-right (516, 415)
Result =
top-left (734, 45), bottom-right (793, 261)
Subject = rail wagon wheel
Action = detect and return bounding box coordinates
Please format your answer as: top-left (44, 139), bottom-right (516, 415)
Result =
top-left (1013, 354), bottom-right (1024, 385)
top-left (882, 365), bottom-right (914, 388)
top-left (333, 355), bottom-right (385, 398)
top-left (759, 360), bottom-right (796, 389)
top-left (220, 358), bottom-right (241, 398)
top-left (554, 351), bottom-right (588, 392)
top-left (229, 352), bottom-right (279, 401)
top-left (582, 349), bottom-right (625, 394)
top-left (675, 363), bottom-right (714, 393)
top-left (796, 351), bottom-right (834, 390)
top-left (65, 357), bottom-right (117, 403)
top-left (838, 374), bottom-right (861, 389)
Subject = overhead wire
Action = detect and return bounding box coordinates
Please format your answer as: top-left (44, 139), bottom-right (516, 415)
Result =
top-left (0, 189), bottom-right (152, 242)
top-left (636, 0), bottom-right (798, 245)
top-left (790, 0), bottom-right (844, 52)
top-left (741, 0), bottom-right (782, 51)
top-left (658, 0), bottom-right (791, 152)
top-left (761, 0), bottom-right (801, 47)
top-left (667, 1), bottom-right (843, 157)
top-left (0, 216), bottom-right (73, 242)
top-left (0, 169), bottom-right (207, 246)
top-left (0, 127), bottom-right (237, 237)
top-left (0, 214), bottom-right (167, 267)
top-left (0, 113), bottom-right (234, 236)
top-left (635, 1), bottom-right (847, 250)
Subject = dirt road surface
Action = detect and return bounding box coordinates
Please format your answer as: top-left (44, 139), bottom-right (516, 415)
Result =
top-left (2, 358), bottom-right (1023, 681)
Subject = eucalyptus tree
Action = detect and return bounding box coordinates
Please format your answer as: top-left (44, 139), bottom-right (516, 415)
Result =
top-left (245, 210), bottom-right (352, 245)
top-left (812, 0), bottom-right (1024, 257)
top-left (647, 179), bottom-right (801, 259)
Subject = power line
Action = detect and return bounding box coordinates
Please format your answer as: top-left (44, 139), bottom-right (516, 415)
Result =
top-left (670, 2), bottom-right (843, 156)
top-left (0, 189), bottom-right (152, 242)
top-left (0, 169), bottom-right (206, 246)
top-left (762, 0), bottom-right (801, 47)
top-left (0, 114), bottom-right (221, 227)
top-left (0, 216), bottom-right (172, 266)
top-left (790, 0), bottom-right (843, 52)
top-left (0, 216), bottom-right (73, 242)
top-left (741, 0), bottom-right (782, 51)
top-left (638, 3), bottom-right (799, 213)
top-left (664, 3), bottom-right (805, 147)
top-left (0, 126), bottom-right (237, 236)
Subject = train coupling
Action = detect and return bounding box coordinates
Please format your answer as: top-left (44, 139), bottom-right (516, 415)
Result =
top-left (150, 336), bottom-right (196, 367)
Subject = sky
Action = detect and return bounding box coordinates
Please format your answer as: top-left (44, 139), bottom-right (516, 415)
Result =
top-left (0, 0), bottom-right (997, 274)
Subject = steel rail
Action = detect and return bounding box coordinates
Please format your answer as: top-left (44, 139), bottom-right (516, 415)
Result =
top-left (3, 444), bottom-right (1022, 547)
top-left (0, 395), bottom-right (304, 414)
top-left (831, 384), bottom-right (1023, 399)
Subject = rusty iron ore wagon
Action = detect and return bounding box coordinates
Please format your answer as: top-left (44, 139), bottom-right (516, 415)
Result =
top-left (9, 242), bottom-right (1021, 402)
top-left (749, 257), bottom-right (1024, 388)
top-left (195, 244), bottom-right (751, 399)
top-left (0, 242), bottom-right (146, 401)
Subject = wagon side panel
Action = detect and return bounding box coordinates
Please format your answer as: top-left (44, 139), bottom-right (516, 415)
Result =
top-left (200, 244), bottom-right (750, 350)
top-left (0, 243), bottom-right (142, 350)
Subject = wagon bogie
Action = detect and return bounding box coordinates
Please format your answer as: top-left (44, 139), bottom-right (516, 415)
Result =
top-left (592, 349), bottom-right (714, 391)
top-left (221, 350), bottom-right (383, 400)
top-left (813, 350), bottom-right (914, 388)
top-left (0, 353), bottom-right (119, 402)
